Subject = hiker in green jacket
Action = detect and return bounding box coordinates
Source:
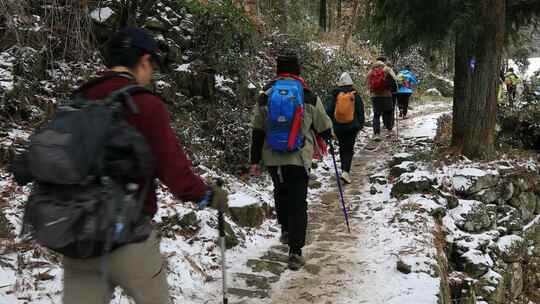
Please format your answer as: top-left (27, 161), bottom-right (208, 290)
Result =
top-left (249, 49), bottom-right (333, 271)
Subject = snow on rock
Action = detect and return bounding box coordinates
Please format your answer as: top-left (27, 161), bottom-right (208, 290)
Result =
top-left (496, 235), bottom-right (526, 263)
top-left (397, 194), bottom-right (444, 215)
top-left (425, 88), bottom-right (442, 96)
top-left (0, 51), bottom-right (15, 93)
top-left (390, 161), bottom-right (418, 178)
top-left (461, 249), bottom-right (493, 278)
top-left (449, 199), bottom-right (493, 233)
top-left (90, 7), bottom-right (114, 23)
top-left (175, 63), bottom-right (192, 72)
top-left (391, 170), bottom-right (436, 196)
top-left (450, 167), bottom-right (500, 195)
top-left (215, 75), bottom-right (235, 96)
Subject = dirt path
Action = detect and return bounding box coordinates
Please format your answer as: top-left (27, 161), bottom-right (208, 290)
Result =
top-left (228, 102), bottom-right (451, 304)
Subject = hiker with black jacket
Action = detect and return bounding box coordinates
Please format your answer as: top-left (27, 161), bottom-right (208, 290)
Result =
top-left (13, 28), bottom-right (228, 304)
top-left (326, 72), bottom-right (365, 184)
top-left (249, 49), bottom-right (333, 271)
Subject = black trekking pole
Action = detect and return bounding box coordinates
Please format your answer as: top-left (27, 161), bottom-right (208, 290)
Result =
top-left (328, 142), bottom-right (351, 234)
top-left (395, 97), bottom-right (400, 139)
top-left (216, 180), bottom-right (228, 304)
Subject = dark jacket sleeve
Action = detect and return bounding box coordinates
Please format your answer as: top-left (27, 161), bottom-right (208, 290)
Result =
top-left (325, 93), bottom-right (336, 119)
top-left (387, 73), bottom-right (398, 93)
top-left (250, 130), bottom-right (265, 165)
top-left (355, 94), bottom-right (365, 127)
top-left (250, 94), bottom-right (267, 165)
top-left (130, 95), bottom-right (207, 202)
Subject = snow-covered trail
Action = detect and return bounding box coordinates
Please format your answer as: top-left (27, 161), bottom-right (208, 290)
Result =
top-left (227, 101), bottom-right (451, 304)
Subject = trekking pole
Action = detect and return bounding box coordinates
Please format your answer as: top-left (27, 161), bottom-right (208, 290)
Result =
top-left (215, 180), bottom-right (228, 304)
top-left (328, 142), bottom-right (351, 234)
top-left (395, 98), bottom-right (400, 139)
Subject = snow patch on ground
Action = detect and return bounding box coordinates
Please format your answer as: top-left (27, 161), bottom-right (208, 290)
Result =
top-left (401, 112), bottom-right (447, 139)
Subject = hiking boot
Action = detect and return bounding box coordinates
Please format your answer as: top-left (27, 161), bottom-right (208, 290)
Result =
top-left (341, 172), bottom-right (352, 184)
top-left (372, 134), bottom-right (382, 142)
top-left (279, 232), bottom-right (289, 245)
top-left (288, 254), bottom-right (305, 271)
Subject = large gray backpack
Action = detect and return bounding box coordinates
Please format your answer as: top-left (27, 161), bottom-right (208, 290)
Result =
top-left (13, 80), bottom-right (156, 258)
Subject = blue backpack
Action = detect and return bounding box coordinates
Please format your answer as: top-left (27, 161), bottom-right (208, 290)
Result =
top-left (267, 79), bottom-right (305, 152)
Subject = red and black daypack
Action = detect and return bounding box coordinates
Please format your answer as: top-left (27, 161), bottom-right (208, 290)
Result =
top-left (369, 67), bottom-right (388, 93)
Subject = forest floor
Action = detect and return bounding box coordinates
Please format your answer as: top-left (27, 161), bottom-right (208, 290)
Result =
top-left (224, 99), bottom-right (452, 304)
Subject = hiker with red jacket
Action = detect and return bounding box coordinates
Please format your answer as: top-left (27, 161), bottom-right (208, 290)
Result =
top-left (367, 56), bottom-right (398, 140)
top-left (326, 72), bottom-right (365, 184)
top-left (250, 49), bottom-right (333, 271)
top-left (60, 28), bottom-right (227, 304)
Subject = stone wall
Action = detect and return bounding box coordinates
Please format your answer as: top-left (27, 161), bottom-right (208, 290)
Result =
top-left (389, 154), bottom-right (540, 304)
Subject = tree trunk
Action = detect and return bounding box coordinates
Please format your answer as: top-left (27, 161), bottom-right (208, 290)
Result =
top-left (337, 0), bottom-right (341, 21)
top-left (451, 0), bottom-right (505, 158)
top-left (319, 0), bottom-right (327, 32)
top-left (277, 0), bottom-right (287, 33)
top-left (341, 0), bottom-right (359, 50)
top-left (328, 0), bottom-right (334, 32)
top-left (138, 0), bottom-right (158, 24)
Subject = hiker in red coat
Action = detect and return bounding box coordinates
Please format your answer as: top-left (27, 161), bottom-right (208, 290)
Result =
top-left (63, 27), bottom-right (227, 304)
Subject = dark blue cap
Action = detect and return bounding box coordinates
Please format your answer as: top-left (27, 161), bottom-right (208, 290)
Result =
top-left (113, 27), bottom-right (163, 69)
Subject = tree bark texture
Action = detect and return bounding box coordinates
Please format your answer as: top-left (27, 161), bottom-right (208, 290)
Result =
top-left (277, 0), bottom-right (287, 33)
top-left (341, 0), bottom-right (359, 50)
top-left (452, 0), bottom-right (505, 158)
top-left (319, 0), bottom-right (327, 32)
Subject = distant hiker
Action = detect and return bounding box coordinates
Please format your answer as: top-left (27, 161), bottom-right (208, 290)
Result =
top-left (13, 27), bottom-right (227, 304)
top-left (367, 56), bottom-right (398, 139)
top-left (326, 72), bottom-right (365, 184)
top-left (396, 65), bottom-right (419, 118)
top-left (249, 49), bottom-right (333, 271)
top-left (505, 68), bottom-right (520, 105)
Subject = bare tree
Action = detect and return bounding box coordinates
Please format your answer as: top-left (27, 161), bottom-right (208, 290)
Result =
top-left (341, 0), bottom-right (360, 50)
top-left (277, 0), bottom-right (288, 33)
top-left (319, 0), bottom-right (327, 32)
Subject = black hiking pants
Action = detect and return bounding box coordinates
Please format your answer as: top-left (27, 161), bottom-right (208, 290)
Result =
top-left (337, 130), bottom-right (358, 173)
top-left (397, 93), bottom-right (412, 117)
top-left (268, 165), bottom-right (309, 256)
top-left (371, 97), bottom-right (395, 135)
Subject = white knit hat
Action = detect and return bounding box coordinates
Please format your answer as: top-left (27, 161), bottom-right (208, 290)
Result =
top-left (337, 72), bottom-right (353, 86)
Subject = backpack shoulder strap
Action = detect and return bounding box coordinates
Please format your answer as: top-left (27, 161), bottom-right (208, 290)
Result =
top-left (107, 85), bottom-right (154, 115)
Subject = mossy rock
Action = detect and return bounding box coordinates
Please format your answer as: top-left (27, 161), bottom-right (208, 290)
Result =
top-left (178, 211), bottom-right (199, 228)
top-left (389, 161), bottom-right (417, 178)
top-left (224, 220), bottom-right (240, 249)
top-left (391, 171), bottom-right (436, 197)
top-left (229, 204), bottom-right (266, 228)
top-left (496, 235), bottom-right (526, 263)
top-left (509, 192), bottom-right (538, 222)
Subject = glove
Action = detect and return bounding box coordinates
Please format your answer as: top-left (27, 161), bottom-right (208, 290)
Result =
top-left (319, 128), bottom-right (334, 145)
top-left (196, 183), bottom-right (229, 212)
top-left (196, 189), bottom-right (213, 210)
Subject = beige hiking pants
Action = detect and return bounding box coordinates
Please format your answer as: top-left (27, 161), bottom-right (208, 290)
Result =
top-left (63, 231), bottom-right (170, 304)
